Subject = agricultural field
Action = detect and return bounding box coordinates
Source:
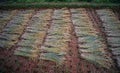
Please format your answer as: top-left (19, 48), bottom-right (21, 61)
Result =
top-left (0, 8), bottom-right (120, 73)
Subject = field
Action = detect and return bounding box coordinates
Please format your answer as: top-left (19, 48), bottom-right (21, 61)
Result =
top-left (0, 8), bottom-right (120, 73)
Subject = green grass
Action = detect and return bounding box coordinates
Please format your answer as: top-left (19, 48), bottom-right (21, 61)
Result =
top-left (0, 0), bottom-right (119, 9)
top-left (5, 0), bottom-right (120, 3)
top-left (0, 2), bottom-right (119, 9)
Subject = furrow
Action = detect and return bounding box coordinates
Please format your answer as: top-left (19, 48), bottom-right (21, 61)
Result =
top-left (71, 8), bottom-right (114, 70)
top-left (0, 10), bottom-right (18, 32)
top-left (62, 8), bottom-right (80, 73)
top-left (0, 10), bottom-right (34, 49)
top-left (14, 9), bottom-right (53, 59)
top-left (96, 9), bottom-right (120, 70)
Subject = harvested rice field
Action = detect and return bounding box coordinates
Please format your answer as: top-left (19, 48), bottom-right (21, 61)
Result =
top-left (0, 8), bottom-right (120, 73)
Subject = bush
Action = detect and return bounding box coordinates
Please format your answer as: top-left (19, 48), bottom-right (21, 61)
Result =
top-left (110, 0), bottom-right (120, 3)
top-left (0, 0), bottom-right (7, 2)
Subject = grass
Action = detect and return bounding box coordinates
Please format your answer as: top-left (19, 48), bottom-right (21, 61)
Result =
top-left (6, 0), bottom-right (120, 3)
top-left (0, 2), bottom-right (120, 9)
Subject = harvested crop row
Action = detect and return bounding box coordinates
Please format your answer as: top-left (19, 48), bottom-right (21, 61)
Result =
top-left (0, 10), bottom-right (34, 49)
top-left (86, 8), bottom-right (118, 73)
top-left (71, 8), bottom-right (114, 70)
top-left (35, 8), bottom-right (72, 73)
top-left (14, 9), bottom-right (53, 59)
top-left (40, 8), bottom-right (71, 64)
top-left (0, 10), bottom-right (18, 32)
top-left (96, 9), bottom-right (120, 69)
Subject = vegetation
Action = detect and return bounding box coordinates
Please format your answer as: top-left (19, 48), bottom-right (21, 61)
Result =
top-left (0, 0), bottom-right (119, 9)
top-left (4, 0), bottom-right (120, 3)
top-left (0, 2), bottom-right (119, 9)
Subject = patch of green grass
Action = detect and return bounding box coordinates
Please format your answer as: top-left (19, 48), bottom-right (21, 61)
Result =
top-left (0, 2), bottom-right (119, 9)
top-left (6, 0), bottom-right (120, 3)
top-left (1, 0), bottom-right (120, 3)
